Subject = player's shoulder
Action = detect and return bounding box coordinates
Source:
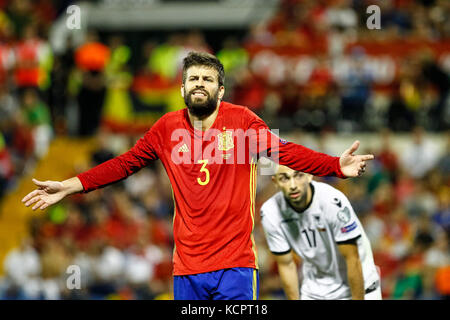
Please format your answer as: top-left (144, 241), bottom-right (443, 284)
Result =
top-left (222, 101), bottom-right (257, 119)
top-left (221, 101), bottom-right (248, 112)
top-left (260, 191), bottom-right (284, 220)
top-left (312, 181), bottom-right (350, 210)
top-left (160, 108), bottom-right (186, 122)
top-left (313, 181), bottom-right (346, 199)
top-left (147, 109), bottom-right (186, 131)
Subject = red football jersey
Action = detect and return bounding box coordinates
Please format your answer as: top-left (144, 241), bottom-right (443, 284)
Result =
top-left (77, 101), bottom-right (345, 275)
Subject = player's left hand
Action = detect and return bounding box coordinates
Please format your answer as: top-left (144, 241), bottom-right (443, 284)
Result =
top-left (339, 141), bottom-right (374, 178)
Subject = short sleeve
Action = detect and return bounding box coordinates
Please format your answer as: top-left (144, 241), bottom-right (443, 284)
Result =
top-left (260, 202), bottom-right (291, 254)
top-left (327, 194), bottom-right (362, 243)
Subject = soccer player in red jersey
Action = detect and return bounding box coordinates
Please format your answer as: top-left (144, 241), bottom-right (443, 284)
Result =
top-left (22, 52), bottom-right (373, 300)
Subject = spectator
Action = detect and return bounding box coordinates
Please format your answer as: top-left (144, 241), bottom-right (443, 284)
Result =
top-left (376, 128), bottom-right (400, 182)
top-left (338, 47), bottom-right (373, 127)
top-left (39, 238), bottom-right (71, 300)
top-left (147, 33), bottom-right (183, 82)
top-left (0, 132), bottom-right (13, 197)
top-left (435, 131), bottom-right (450, 177)
top-left (88, 240), bottom-right (125, 298)
top-left (13, 23), bottom-right (53, 90)
top-left (5, 0), bottom-right (34, 38)
top-left (401, 126), bottom-right (440, 179)
top-left (20, 88), bottom-right (52, 158)
top-left (423, 231), bottom-right (449, 299)
top-left (2, 237), bottom-right (41, 299)
top-left (216, 37), bottom-right (249, 74)
top-left (74, 31), bottom-right (109, 136)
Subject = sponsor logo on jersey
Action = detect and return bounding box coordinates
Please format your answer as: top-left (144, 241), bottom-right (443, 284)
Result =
top-left (333, 198), bottom-right (342, 208)
top-left (178, 143), bottom-right (189, 153)
top-left (341, 221), bottom-right (357, 233)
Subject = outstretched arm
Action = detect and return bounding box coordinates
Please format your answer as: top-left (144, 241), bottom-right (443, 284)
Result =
top-left (22, 121), bottom-right (162, 210)
top-left (22, 177), bottom-right (83, 211)
top-left (245, 108), bottom-right (373, 178)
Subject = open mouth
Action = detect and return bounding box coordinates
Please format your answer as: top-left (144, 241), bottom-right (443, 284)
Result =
top-left (289, 192), bottom-right (301, 199)
top-left (191, 90), bottom-right (208, 97)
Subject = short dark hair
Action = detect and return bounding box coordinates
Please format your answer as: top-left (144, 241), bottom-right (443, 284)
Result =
top-left (182, 51), bottom-right (225, 87)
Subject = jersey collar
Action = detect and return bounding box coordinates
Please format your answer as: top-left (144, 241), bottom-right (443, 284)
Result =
top-left (183, 101), bottom-right (224, 137)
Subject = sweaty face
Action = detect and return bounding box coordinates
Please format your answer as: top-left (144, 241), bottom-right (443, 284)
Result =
top-left (273, 166), bottom-right (312, 207)
top-left (182, 65), bottom-right (223, 118)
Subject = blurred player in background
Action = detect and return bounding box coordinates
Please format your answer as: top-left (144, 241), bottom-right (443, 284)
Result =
top-left (260, 165), bottom-right (381, 300)
top-left (22, 52), bottom-right (374, 300)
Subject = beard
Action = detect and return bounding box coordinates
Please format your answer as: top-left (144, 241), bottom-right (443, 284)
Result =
top-left (184, 87), bottom-right (219, 118)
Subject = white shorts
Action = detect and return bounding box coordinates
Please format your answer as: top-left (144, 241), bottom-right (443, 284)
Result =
top-left (300, 282), bottom-right (382, 300)
top-left (364, 285), bottom-right (382, 300)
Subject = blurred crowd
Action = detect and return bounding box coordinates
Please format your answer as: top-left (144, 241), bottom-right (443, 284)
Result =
top-left (0, 0), bottom-right (449, 300)
top-left (236, 0), bottom-right (450, 132)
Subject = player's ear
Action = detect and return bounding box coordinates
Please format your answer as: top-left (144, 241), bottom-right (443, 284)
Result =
top-left (307, 174), bottom-right (313, 183)
top-left (218, 85), bottom-right (225, 100)
top-left (180, 84), bottom-right (185, 98)
top-left (271, 175), bottom-right (278, 187)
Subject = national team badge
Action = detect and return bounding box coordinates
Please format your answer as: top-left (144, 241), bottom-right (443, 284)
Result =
top-left (217, 129), bottom-right (234, 151)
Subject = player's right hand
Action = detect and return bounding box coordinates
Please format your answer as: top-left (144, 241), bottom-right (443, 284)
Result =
top-left (21, 179), bottom-right (67, 211)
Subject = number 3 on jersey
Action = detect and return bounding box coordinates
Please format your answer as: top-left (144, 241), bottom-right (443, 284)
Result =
top-left (197, 159), bottom-right (210, 186)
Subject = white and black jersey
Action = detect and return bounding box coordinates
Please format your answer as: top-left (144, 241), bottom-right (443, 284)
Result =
top-left (260, 181), bottom-right (379, 300)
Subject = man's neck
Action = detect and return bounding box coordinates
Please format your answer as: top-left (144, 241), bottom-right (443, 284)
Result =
top-left (188, 101), bottom-right (221, 131)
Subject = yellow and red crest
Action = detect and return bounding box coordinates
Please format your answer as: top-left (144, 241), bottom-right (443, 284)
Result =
top-left (217, 129), bottom-right (234, 151)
